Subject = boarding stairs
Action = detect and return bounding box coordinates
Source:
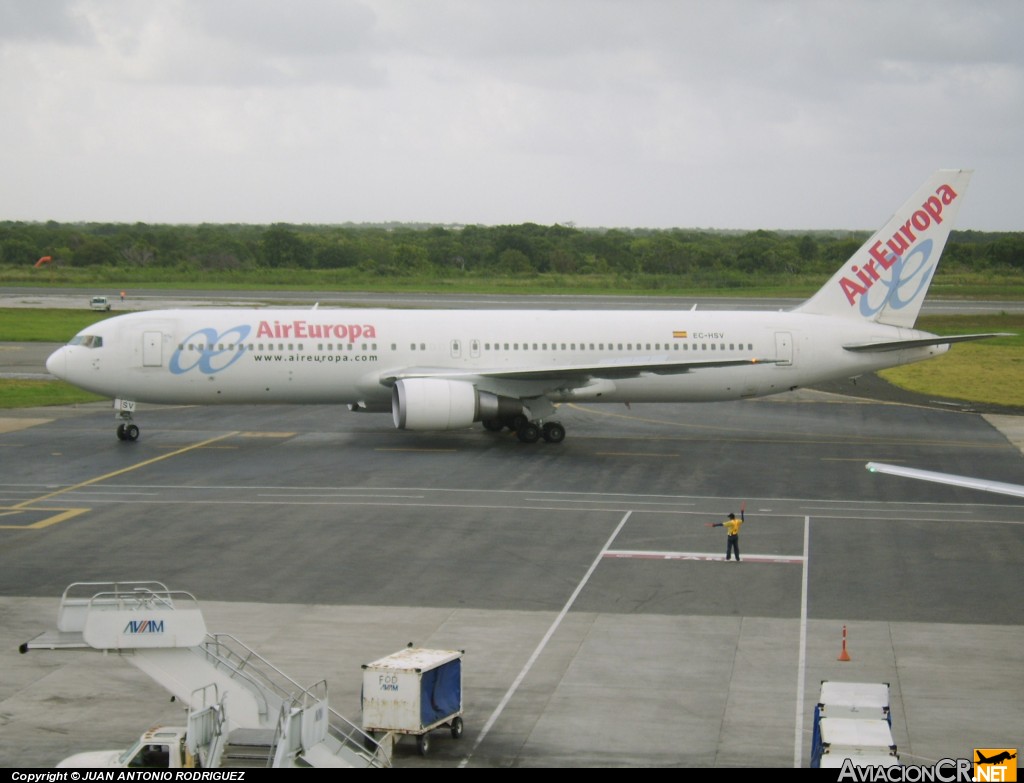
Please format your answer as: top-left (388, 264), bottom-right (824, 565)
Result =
top-left (20, 581), bottom-right (389, 769)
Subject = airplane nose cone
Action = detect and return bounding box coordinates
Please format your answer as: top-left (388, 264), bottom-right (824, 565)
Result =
top-left (46, 347), bottom-right (66, 380)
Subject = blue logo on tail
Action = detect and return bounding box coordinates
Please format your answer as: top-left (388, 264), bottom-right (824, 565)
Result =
top-left (857, 239), bottom-right (935, 318)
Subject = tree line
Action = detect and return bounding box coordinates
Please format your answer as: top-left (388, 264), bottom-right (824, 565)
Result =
top-left (2, 220), bottom-right (1023, 280)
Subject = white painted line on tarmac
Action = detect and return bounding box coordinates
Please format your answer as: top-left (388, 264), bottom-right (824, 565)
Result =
top-left (459, 510), bottom-right (634, 768)
top-left (605, 549), bottom-right (805, 563)
top-left (793, 515), bottom-right (811, 768)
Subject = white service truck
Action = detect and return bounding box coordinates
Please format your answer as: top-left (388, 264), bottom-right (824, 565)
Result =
top-left (57, 725), bottom-right (196, 769)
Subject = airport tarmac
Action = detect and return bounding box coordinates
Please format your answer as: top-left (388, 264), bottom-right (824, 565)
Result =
top-left (1, 339), bottom-right (1023, 768)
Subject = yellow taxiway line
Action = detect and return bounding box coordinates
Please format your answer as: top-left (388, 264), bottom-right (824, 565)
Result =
top-left (0, 431), bottom-right (239, 530)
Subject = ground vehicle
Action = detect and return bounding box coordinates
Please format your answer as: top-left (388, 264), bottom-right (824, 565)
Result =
top-left (362, 647), bottom-right (464, 756)
top-left (89, 296), bottom-right (111, 311)
top-left (57, 725), bottom-right (194, 768)
top-left (25, 581), bottom-right (388, 769)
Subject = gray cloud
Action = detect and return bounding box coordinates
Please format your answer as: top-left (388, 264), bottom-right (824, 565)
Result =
top-left (1, 0), bottom-right (1021, 230)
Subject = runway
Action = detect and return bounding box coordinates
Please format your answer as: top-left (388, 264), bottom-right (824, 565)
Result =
top-left (2, 369), bottom-right (1022, 767)
top-left (4, 285), bottom-right (1024, 314)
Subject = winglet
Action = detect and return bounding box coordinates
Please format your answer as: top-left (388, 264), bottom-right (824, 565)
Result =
top-left (796, 169), bottom-right (972, 327)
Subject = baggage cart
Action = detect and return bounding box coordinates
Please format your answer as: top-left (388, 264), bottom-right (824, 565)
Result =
top-left (361, 646), bottom-right (464, 756)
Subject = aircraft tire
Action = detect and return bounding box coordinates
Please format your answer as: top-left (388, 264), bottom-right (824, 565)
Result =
top-left (517, 422), bottom-right (540, 443)
top-left (541, 422), bottom-right (566, 443)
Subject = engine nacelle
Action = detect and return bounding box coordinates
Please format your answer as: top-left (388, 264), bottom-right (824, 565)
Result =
top-left (392, 378), bottom-right (478, 430)
top-left (392, 378), bottom-right (523, 431)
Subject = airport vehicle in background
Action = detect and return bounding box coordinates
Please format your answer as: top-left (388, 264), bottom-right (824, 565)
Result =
top-left (47, 169), bottom-right (1003, 444)
top-left (89, 295), bottom-right (111, 311)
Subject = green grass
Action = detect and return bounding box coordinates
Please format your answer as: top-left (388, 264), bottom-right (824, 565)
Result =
top-left (1, 379), bottom-right (106, 408)
top-left (878, 314), bottom-right (1024, 408)
top-left (2, 309), bottom-right (1022, 411)
top-left (0, 309), bottom-right (118, 408)
top-left (0, 308), bottom-right (116, 342)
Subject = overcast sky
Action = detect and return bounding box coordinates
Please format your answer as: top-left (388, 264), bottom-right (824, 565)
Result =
top-left (2, 1), bottom-right (1022, 231)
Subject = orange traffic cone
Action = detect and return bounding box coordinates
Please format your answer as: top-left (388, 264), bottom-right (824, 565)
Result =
top-left (838, 625), bottom-right (851, 662)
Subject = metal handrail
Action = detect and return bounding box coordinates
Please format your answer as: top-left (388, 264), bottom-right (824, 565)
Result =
top-left (201, 634), bottom-right (330, 705)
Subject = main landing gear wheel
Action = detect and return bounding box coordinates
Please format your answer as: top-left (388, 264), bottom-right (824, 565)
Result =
top-left (482, 419), bottom-right (504, 432)
top-left (116, 423), bottom-right (140, 442)
top-left (516, 422), bottom-right (540, 443)
top-left (541, 422), bottom-right (565, 443)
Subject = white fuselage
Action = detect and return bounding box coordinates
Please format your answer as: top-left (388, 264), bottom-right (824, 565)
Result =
top-left (42, 170), bottom-right (973, 441)
top-left (45, 307), bottom-right (947, 409)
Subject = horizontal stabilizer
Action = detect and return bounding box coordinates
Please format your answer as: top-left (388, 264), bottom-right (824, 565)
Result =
top-left (843, 333), bottom-right (1012, 353)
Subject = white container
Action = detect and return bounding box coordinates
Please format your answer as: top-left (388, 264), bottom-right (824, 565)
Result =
top-left (818, 680), bottom-right (890, 720)
top-left (817, 717), bottom-right (896, 761)
top-left (361, 647), bottom-right (463, 735)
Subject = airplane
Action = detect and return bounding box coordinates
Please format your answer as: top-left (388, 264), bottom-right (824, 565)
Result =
top-left (46, 168), bottom-right (1005, 445)
top-left (976, 751), bottom-right (1017, 765)
top-left (865, 462), bottom-right (1024, 499)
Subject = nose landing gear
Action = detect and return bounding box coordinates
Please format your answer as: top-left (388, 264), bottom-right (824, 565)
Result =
top-left (116, 422), bottom-right (140, 441)
top-left (114, 399), bottom-right (140, 441)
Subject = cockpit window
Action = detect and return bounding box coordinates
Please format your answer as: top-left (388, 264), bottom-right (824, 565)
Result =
top-left (69, 334), bottom-right (103, 348)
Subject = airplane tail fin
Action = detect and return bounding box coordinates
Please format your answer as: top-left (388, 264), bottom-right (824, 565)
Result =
top-left (794, 169), bottom-right (972, 328)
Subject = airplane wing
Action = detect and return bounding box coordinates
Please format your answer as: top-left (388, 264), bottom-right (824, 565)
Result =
top-left (843, 333), bottom-right (1013, 353)
top-left (382, 356), bottom-right (778, 385)
top-left (865, 462), bottom-right (1024, 499)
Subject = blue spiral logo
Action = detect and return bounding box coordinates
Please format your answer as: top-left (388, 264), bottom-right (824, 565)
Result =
top-left (169, 325), bottom-right (251, 375)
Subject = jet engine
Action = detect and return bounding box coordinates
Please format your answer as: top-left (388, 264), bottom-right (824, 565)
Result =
top-left (392, 378), bottom-right (523, 431)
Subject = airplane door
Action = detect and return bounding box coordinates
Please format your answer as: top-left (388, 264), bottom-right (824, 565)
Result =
top-left (143, 331), bottom-right (163, 367)
top-left (470, 339), bottom-right (481, 359)
top-left (774, 332), bottom-right (793, 366)
top-left (450, 339), bottom-right (462, 359)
